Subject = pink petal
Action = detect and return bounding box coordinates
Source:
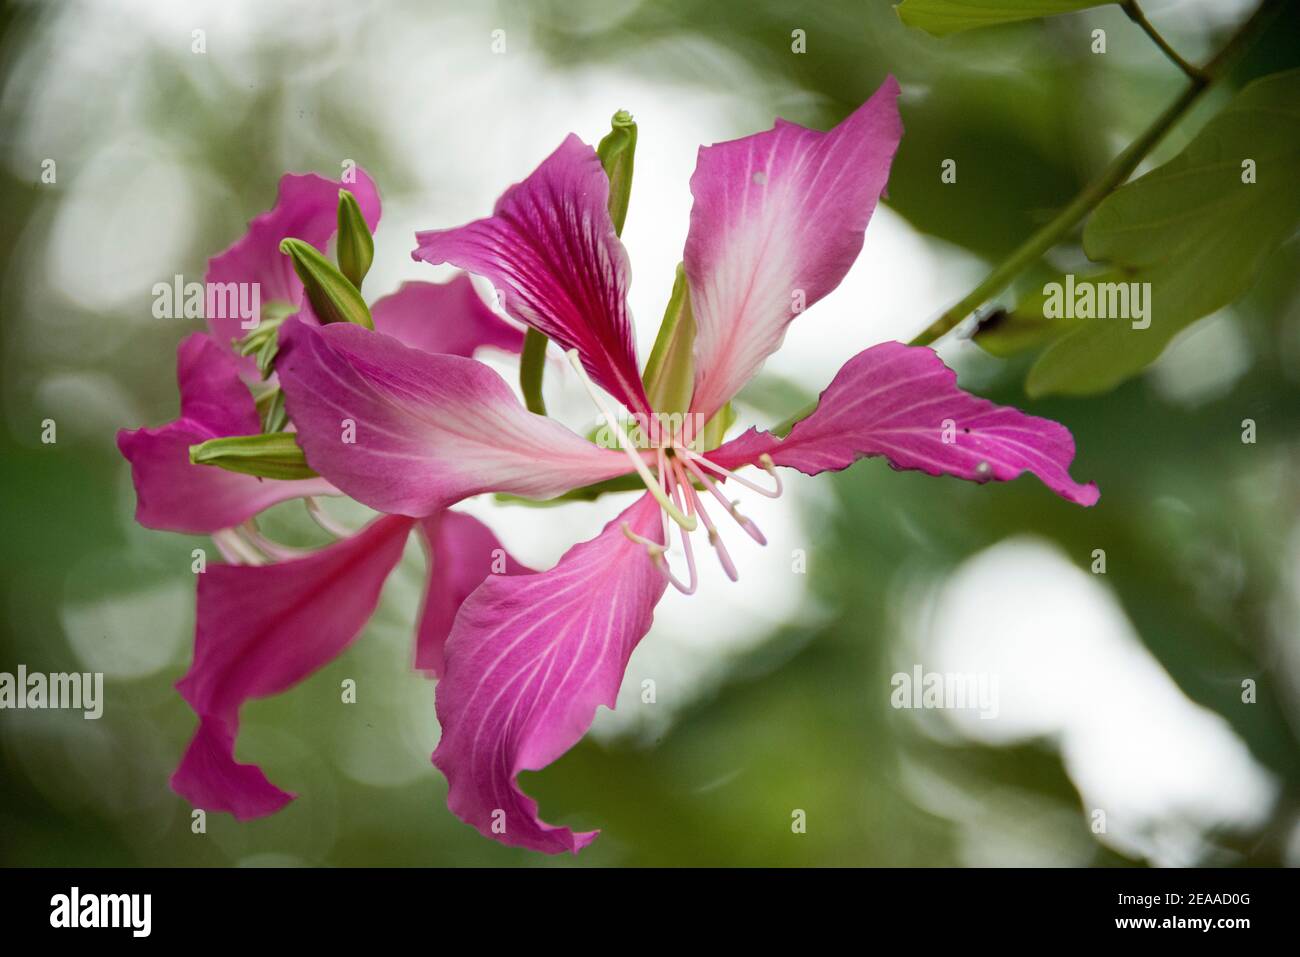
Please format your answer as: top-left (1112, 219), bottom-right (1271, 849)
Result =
top-left (370, 276), bottom-right (524, 358)
top-left (205, 169), bottom-right (381, 351)
top-left (710, 342), bottom-right (1099, 506)
top-left (275, 318), bottom-right (633, 516)
top-left (432, 493), bottom-right (666, 853)
top-left (117, 334), bottom-right (332, 533)
top-left (685, 77), bottom-right (903, 421)
top-left (414, 510), bottom-right (533, 676)
top-left (413, 135), bottom-right (649, 413)
top-left (171, 513), bottom-right (414, 819)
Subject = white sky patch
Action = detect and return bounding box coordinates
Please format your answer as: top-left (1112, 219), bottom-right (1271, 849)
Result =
top-left (45, 142), bottom-right (196, 313)
top-left (1148, 309), bottom-right (1252, 409)
top-left (60, 576), bottom-right (190, 680)
top-left (761, 208), bottom-right (986, 389)
top-left (904, 536), bottom-right (1279, 866)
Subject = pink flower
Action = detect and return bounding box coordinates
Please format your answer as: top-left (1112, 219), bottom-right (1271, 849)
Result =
top-left (275, 77), bottom-right (1098, 853)
top-left (117, 171), bottom-right (530, 817)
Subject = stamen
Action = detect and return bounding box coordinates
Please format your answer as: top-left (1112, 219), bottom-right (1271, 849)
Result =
top-left (672, 457), bottom-right (738, 582)
top-left (621, 522), bottom-right (664, 557)
top-left (240, 521), bottom-right (310, 561)
top-left (656, 446), bottom-right (671, 545)
top-left (665, 461), bottom-right (699, 595)
top-left (212, 528), bottom-right (267, 566)
top-left (211, 529), bottom-right (251, 565)
top-left (682, 448), bottom-right (783, 499)
top-left (621, 522), bottom-right (695, 595)
top-left (305, 496), bottom-right (353, 538)
top-left (679, 454), bottom-right (767, 546)
top-left (567, 350), bottom-right (697, 532)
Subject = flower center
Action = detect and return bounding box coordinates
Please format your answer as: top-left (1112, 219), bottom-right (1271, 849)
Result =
top-left (566, 349), bottom-right (782, 593)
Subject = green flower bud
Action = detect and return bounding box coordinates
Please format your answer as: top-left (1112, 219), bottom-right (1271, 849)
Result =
top-left (336, 189), bottom-right (374, 290)
top-left (189, 432), bottom-right (317, 480)
top-left (597, 109), bottom-right (637, 237)
top-left (280, 238), bottom-right (373, 329)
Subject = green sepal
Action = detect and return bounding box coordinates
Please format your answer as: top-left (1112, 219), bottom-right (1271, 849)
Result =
top-left (597, 110), bottom-right (637, 236)
top-left (519, 327), bottom-right (549, 415)
top-left (336, 189), bottom-right (374, 290)
top-left (642, 262), bottom-right (695, 415)
top-left (279, 238), bottom-right (373, 329)
top-left (233, 300), bottom-right (296, 379)
top-left (189, 432), bottom-right (317, 480)
top-left (497, 474), bottom-right (644, 507)
top-left (700, 402), bottom-right (736, 451)
top-left (255, 387), bottom-right (289, 433)
top-left (496, 466), bottom-right (706, 508)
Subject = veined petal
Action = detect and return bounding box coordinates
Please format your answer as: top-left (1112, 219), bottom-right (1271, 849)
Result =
top-left (117, 334), bottom-right (332, 533)
top-left (205, 169), bottom-right (381, 350)
top-left (414, 510), bottom-right (533, 676)
top-left (413, 135), bottom-right (649, 413)
top-left (685, 77), bottom-right (903, 421)
top-left (432, 493), bottom-right (666, 853)
top-left (370, 276), bottom-right (524, 358)
top-left (276, 318), bottom-right (633, 516)
top-left (710, 342), bottom-right (1099, 506)
top-left (171, 513), bottom-right (414, 819)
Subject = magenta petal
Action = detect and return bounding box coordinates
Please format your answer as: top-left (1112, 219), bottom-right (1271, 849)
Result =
top-left (432, 493), bottom-right (666, 853)
top-left (413, 135), bottom-right (649, 413)
top-left (710, 342), bottom-right (1099, 506)
top-left (171, 514), bottom-right (414, 819)
top-left (370, 276), bottom-right (524, 358)
top-left (205, 169), bottom-right (381, 350)
top-left (117, 334), bottom-right (332, 533)
top-left (685, 77), bottom-right (903, 420)
top-left (414, 511), bottom-right (533, 676)
top-left (276, 318), bottom-right (632, 516)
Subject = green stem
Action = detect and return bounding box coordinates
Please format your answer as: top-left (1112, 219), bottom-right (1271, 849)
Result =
top-left (910, 0), bottom-right (1280, 347)
top-left (520, 327), bottom-right (549, 415)
top-left (1121, 1), bottom-right (1205, 82)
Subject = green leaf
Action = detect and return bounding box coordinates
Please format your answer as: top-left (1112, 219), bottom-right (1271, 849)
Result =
top-left (642, 263), bottom-right (695, 415)
top-left (597, 109), bottom-right (637, 236)
top-left (895, 0), bottom-right (1113, 36)
top-left (189, 432), bottom-right (317, 480)
top-left (972, 273), bottom-right (1103, 358)
top-left (336, 189), bottom-right (374, 290)
top-left (1027, 69), bottom-right (1300, 396)
top-left (279, 238), bottom-right (374, 329)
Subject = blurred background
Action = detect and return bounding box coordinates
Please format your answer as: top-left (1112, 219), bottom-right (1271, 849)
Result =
top-left (1, 0), bottom-right (1298, 866)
